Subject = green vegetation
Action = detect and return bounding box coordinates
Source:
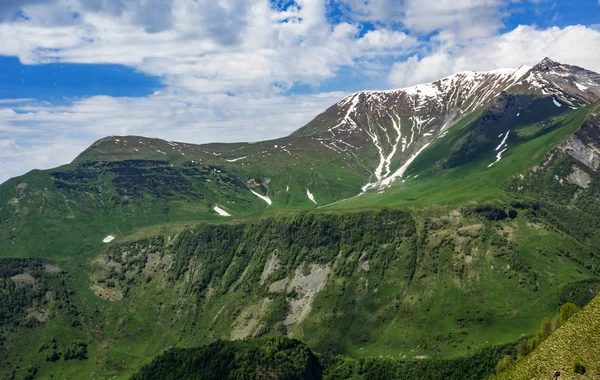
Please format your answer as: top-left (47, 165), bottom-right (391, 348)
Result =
top-left (494, 295), bottom-right (600, 379)
top-left (495, 302), bottom-right (579, 375)
top-left (132, 337), bottom-right (321, 380)
top-left (0, 259), bottom-right (78, 327)
top-left (133, 337), bottom-right (517, 380)
top-left (573, 360), bottom-right (586, 375)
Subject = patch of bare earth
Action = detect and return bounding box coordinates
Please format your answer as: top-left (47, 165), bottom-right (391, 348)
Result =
top-left (458, 223), bottom-right (483, 233)
top-left (230, 298), bottom-right (272, 340)
top-left (98, 256), bottom-right (122, 271)
top-left (91, 283), bottom-right (123, 301)
top-left (44, 263), bottom-right (61, 273)
top-left (10, 273), bottom-right (36, 286)
top-left (281, 264), bottom-right (331, 326)
top-left (144, 253), bottom-right (161, 274)
top-left (260, 253), bottom-right (279, 285)
top-left (28, 308), bottom-right (49, 322)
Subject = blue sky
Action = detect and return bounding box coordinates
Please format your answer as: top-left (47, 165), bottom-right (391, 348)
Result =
top-left (1, 0), bottom-right (600, 183)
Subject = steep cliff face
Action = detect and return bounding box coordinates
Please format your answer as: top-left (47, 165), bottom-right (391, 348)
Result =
top-left (560, 110), bottom-right (600, 173)
top-left (508, 103), bottom-right (600, 248)
top-left (78, 207), bottom-right (597, 360)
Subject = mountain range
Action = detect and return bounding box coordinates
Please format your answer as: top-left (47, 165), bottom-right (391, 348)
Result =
top-left (1, 58), bottom-right (600, 379)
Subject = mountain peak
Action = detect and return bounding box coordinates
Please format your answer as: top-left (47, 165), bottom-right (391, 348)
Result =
top-left (533, 57), bottom-right (563, 72)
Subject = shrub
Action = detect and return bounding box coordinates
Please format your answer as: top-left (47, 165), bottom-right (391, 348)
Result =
top-left (573, 360), bottom-right (586, 374)
top-left (558, 303), bottom-right (578, 326)
top-left (45, 350), bottom-right (60, 362)
top-left (495, 355), bottom-right (515, 374)
top-left (63, 340), bottom-right (88, 361)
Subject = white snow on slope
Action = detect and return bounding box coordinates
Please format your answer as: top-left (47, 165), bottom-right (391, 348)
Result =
top-left (103, 235), bottom-right (115, 243)
top-left (489, 130), bottom-right (511, 167)
top-left (378, 143), bottom-right (431, 188)
top-left (250, 189), bottom-right (272, 205)
top-left (213, 206), bottom-right (231, 216)
top-left (488, 148), bottom-right (508, 168)
top-left (362, 143), bottom-right (431, 192)
top-left (495, 130), bottom-right (510, 151)
top-left (225, 156), bottom-right (247, 162)
top-left (553, 97), bottom-right (562, 107)
top-left (382, 112), bottom-right (403, 178)
top-left (575, 83), bottom-right (588, 91)
top-left (306, 189), bottom-right (317, 204)
top-left (330, 93), bottom-right (360, 133)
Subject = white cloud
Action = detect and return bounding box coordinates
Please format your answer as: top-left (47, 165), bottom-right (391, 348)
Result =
top-left (388, 25), bottom-right (600, 87)
top-left (0, 0), bottom-right (416, 95)
top-left (340, 0), bottom-right (507, 38)
top-left (388, 52), bottom-right (454, 88)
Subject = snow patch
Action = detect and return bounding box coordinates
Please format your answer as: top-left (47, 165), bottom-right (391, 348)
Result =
top-left (362, 143), bottom-right (431, 192)
top-left (495, 130), bottom-right (510, 151)
top-left (552, 97), bottom-right (562, 107)
top-left (488, 148), bottom-right (508, 167)
top-left (103, 235), bottom-right (115, 243)
top-left (213, 206), bottom-right (231, 216)
top-left (379, 143), bottom-right (430, 187)
top-left (225, 156), bottom-right (247, 162)
top-left (250, 189), bottom-right (272, 205)
top-left (575, 83), bottom-right (588, 91)
top-left (306, 189), bottom-right (317, 204)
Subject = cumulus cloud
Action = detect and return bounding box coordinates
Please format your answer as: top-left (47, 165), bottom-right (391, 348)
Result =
top-left (340, 0), bottom-right (507, 38)
top-left (388, 25), bottom-right (600, 87)
top-left (0, 0), bottom-right (416, 95)
top-left (0, 0), bottom-right (49, 20)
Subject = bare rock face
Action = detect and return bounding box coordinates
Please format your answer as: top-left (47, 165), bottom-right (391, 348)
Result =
top-left (561, 112), bottom-right (600, 172)
top-left (568, 167), bottom-right (592, 189)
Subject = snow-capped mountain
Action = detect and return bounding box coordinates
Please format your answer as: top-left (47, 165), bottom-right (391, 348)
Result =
top-left (294, 58), bottom-right (600, 190)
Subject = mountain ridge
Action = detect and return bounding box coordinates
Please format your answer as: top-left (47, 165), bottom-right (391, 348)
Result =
top-left (68, 58), bottom-right (600, 196)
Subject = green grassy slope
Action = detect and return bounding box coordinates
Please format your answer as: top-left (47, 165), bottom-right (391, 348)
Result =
top-left (332, 98), bottom-right (590, 209)
top-left (494, 295), bottom-right (600, 380)
top-left (0, 134), bottom-right (371, 260)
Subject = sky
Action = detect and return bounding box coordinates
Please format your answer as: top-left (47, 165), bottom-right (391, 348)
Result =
top-left (1, 0), bottom-right (600, 183)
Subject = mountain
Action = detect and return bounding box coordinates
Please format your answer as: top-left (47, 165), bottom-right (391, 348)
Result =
top-left (2, 58), bottom-right (600, 379)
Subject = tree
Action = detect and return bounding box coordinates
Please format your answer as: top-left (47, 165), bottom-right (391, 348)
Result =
top-left (495, 355), bottom-right (515, 374)
top-left (558, 303), bottom-right (578, 326)
top-left (573, 360), bottom-right (586, 375)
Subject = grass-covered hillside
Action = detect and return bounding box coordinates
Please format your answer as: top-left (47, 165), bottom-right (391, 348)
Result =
top-left (0, 133), bottom-right (370, 260)
top-left (494, 295), bottom-right (600, 379)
